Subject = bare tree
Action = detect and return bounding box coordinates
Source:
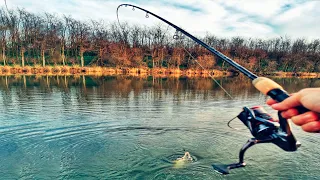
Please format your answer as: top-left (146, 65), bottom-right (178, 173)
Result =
top-left (0, 9), bottom-right (9, 65)
top-left (91, 20), bottom-right (109, 66)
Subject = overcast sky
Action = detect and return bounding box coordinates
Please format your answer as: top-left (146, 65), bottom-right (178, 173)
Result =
top-left (1, 0), bottom-right (319, 39)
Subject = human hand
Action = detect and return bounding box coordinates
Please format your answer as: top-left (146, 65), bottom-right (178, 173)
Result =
top-left (266, 88), bottom-right (320, 132)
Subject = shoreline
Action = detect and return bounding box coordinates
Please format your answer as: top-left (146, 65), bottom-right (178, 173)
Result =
top-left (0, 65), bottom-right (319, 78)
top-left (0, 66), bottom-right (234, 77)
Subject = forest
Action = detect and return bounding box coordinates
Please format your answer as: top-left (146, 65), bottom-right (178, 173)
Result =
top-left (0, 8), bottom-right (319, 73)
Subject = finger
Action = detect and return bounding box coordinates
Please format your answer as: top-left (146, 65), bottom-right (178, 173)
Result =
top-left (266, 98), bottom-right (277, 105)
top-left (291, 112), bottom-right (320, 126)
top-left (280, 108), bottom-right (299, 119)
top-left (267, 93), bottom-right (296, 106)
top-left (301, 121), bottom-right (320, 132)
top-left (271, 93), bottom-right (301, 111)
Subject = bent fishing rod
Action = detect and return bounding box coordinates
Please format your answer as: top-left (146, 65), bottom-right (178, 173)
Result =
top-left (117, 4), bottom-right (309, 174)
top-left (117, 4), bottom-right (309, 110)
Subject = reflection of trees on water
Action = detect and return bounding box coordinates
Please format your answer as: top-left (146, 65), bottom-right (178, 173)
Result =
top-left (0, 76), bottom-right (318, 105)
top-left (274, 78), bottom-right (320, 93)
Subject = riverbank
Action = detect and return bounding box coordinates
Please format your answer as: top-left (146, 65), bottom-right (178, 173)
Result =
top-left (259, 71), bottom-right (320, 78)
top-left (0, 66), bottom-right (234, 77)
top-left (0, 65), bottom-right (319, 78)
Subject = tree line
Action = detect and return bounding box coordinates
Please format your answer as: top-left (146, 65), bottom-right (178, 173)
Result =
top-left (0, 8), bottom-right (319, 72)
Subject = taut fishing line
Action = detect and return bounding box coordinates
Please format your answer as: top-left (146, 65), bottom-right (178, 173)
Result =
top-left (172, 30), bottom-right (234, 99)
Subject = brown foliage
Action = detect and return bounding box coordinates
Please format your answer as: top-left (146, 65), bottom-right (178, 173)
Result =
top-left (0, 8), bottom-right (319, 73)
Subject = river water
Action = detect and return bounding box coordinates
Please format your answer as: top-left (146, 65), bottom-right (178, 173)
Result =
top-left (0, 75), bottom-right (319, 179)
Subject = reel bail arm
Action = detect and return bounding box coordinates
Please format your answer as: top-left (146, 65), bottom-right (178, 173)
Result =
top-left (212, 138), bottom-right (274, 174)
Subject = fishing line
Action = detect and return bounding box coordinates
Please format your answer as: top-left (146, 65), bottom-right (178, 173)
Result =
top-left (178, 40), bottom-right (233, 99)
top-left (171, 30), bottom-right (233, 98)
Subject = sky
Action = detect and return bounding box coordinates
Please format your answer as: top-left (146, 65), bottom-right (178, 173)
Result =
top-left (1, 0), bottom-right (319, 39)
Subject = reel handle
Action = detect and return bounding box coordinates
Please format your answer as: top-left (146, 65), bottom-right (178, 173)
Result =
top-left (252, 77), bottom-right (309, 114)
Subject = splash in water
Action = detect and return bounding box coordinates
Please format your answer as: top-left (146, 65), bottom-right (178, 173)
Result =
top-left (173, 152), bottom-right (193, 168)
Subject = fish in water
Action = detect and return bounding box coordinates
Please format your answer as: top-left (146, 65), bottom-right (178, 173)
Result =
top-left (173, 152), bottom-right (193, 168)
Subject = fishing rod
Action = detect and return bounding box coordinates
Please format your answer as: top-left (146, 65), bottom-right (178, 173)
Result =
top-left (116, 4), bottom-right (310, 110)
top-left (117, 4), bottom-right (309, 174)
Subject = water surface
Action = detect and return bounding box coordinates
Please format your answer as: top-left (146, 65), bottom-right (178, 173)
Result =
top-left (0, 75), bottom-right (319, 179)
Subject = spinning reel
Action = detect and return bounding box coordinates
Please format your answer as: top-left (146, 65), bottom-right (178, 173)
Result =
top-left (212, 106), bottom-right (301, 174)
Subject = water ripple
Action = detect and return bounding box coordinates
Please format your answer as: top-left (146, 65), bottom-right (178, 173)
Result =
top-left (0, 77), bottom-right (320, 179)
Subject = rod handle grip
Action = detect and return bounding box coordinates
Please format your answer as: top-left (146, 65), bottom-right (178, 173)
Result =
top-left (252, 77), bottom-right (310, 114)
